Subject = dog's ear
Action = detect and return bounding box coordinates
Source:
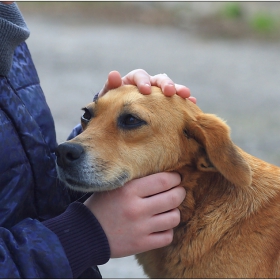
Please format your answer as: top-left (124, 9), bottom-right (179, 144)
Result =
top-left (185, 113), bottom-right (252, 188)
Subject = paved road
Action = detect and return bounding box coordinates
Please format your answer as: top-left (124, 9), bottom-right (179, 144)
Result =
top-left (23, 10), bottom-right (280, 279)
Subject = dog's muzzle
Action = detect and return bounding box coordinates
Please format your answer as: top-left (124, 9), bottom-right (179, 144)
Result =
top-left (55, 142), bottom-right (130, 192)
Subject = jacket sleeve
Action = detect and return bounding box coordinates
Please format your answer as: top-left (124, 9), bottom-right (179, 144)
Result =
top-left (43, 202), bottom-right (111, 278)
top-left (67, 124), bottom-right (83, 140)
top-left (0, 202), bottom-right (111, 278)
top-left (0, 218), bottom-right (73, 278)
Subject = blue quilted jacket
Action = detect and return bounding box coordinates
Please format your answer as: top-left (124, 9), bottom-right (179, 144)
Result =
top-left (0, 42), bottom-right (110, 278)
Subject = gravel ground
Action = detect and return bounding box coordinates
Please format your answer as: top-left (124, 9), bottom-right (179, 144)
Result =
top-left (20, 3), bottom-right (280, 278)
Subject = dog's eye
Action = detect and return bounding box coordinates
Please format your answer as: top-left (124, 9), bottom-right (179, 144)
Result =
top-left (118, 114), bottom-right (146, 129)
top-left (81, 107), bottom-right (92, 123)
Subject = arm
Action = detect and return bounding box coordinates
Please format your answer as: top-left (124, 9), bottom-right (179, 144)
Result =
top-left (0, 202), bottom-right (110, 278)
top-left (42, 202), bottom-right (110, 278)
top-left (0, 219), bottom-right (72, 278)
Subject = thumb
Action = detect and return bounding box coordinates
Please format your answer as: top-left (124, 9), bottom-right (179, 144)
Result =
top-left (98, 71), bottom-right (122, 97)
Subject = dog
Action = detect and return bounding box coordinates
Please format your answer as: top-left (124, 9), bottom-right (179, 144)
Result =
top-left (56, 85), bottom-right (280, 278)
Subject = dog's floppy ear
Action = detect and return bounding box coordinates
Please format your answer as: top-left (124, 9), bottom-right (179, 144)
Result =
top-left (186, 113), bottom-right (252, 188)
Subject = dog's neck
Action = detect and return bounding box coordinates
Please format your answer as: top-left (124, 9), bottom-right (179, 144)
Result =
top-left (173, 154), bottom-right (280, 259)
top-left (176, 166), bottom-right (232, 223)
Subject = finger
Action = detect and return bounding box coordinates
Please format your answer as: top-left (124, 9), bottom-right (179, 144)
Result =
top-left (98, 71), bottom-right (122, 97)
top-left (107, 70), bottom-right (123, 89)
top-left (150, 74), bottom-right (176, 96)
top-left (134, 172), bottom-right (181, 198)
top-left (149, 208), bottom-right (181, 233)
top-left (162, 83), bottom-right (177, 97)
top-left (142, 229), bottom-right (174, 252)
top-left (122, 69), bottom-right (152, 95)
top-left (144, 186), bottom-right (186, 216)
top-left (188, 96), bottom-right (197, 104)
top-left (174, 83), bottom-right (191, 99)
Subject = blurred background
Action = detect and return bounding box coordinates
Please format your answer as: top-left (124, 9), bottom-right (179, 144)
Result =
top-left (17, 1), bottom-right (280, 278)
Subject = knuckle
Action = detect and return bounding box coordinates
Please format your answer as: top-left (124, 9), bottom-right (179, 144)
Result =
top-left (155, 231), bottom-right (174, 249)
top-left (169, 186), bottom-right (186, 206)
top-left (166, 208), bottom-right (181, 228)
top-left (136, 68), bottom-right (148, 76)
top-left (159, 176), bottom-right (169, 189)
top-left (171, 208), bottom-right (181, 227)
top-left (163, 230), bottom-right (174, 245)
top-left (169, 190), bottom-right (182, 208)
top-left (158, 173), bottom-right (174, 190)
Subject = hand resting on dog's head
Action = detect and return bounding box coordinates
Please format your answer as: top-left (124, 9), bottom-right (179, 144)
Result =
top-left (98, 69), bottom-right (196, 103)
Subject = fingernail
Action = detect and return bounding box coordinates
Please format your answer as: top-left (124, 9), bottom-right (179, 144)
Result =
top-left (167, 83), bottom-right (175, 87)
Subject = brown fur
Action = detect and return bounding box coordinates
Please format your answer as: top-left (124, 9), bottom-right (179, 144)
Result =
top-left (56, 85), bottom-right (280, 278)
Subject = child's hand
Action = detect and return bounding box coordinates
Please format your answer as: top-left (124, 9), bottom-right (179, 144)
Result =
top-left (84, 172), bottom-right (186, 258)
top-left (99, 69), bottom-right (196, 104)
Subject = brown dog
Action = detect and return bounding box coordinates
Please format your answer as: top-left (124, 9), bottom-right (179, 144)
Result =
top-left (56, 85), bottom-right (280, 278)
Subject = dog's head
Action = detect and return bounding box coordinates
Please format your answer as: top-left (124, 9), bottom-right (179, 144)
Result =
top-left (56, 85), bottom-right (251, 192)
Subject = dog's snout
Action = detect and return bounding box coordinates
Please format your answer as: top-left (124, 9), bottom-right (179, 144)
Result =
top-left (55, 143), bottom-right (84, 167)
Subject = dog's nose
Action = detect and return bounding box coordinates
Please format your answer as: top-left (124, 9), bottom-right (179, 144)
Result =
top-left (55, 142), bottom-right (84, 167)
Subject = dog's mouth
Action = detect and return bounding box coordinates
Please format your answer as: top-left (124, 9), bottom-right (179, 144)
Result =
top-left (57, 164), bottom-right (130, 192)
